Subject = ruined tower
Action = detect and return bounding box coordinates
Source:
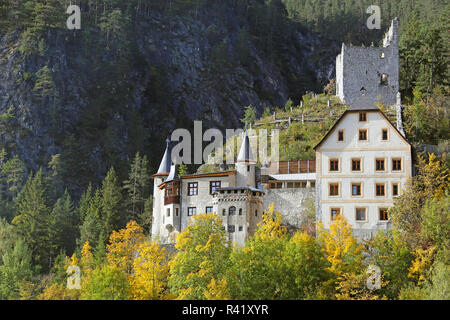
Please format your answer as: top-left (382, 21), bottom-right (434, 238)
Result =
top-left (336, 18), bottom-right (399, 106)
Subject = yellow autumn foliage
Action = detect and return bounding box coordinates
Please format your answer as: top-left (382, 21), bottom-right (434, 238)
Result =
top-left (106, 220), bottom-right (146, 274)
top-left (317, 215), bottom-right (363, 276)
top-left (408, 246), bottom-right (437, 285)
top-left (130, 241), bottom-right (173, 300)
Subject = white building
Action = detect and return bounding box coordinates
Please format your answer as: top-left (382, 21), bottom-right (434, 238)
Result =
top-left (151, 133), bottom-right (264, 246)
top-left (314, 100), bottom-right (412, 239)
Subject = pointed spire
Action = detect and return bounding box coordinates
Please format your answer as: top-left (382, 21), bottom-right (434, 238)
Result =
top-left (157, 137), bottom-right (172, 174)
top-left (166, 164), bottom-right (178, 182)
top-left (237, 131), bottom-right (254, 163)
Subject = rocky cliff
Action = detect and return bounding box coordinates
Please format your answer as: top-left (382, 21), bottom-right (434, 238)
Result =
top-left (0, 3), bottom-right (336, 193)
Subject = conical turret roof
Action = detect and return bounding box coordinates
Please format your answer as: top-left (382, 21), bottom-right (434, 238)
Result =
top-left (237, 131), bottom-right (254, 163)
top-left (157, 138), bottom-right (172, 174)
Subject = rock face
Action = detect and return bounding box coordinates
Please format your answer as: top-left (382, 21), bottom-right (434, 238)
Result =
top-left (0, 6), bottom-right (337, 192)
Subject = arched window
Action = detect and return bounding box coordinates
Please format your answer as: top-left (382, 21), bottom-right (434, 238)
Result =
top-left (255, 210), bottom-right (258, 217)
top-left (229, 206), bottom-right (236, 216)
top-left (222, 209), bottom-right (226, 216)
top-left (239, 208), bottom-right (242, 216)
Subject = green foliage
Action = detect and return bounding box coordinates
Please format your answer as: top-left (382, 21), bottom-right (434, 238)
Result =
top-left (33, 65), bottom-right (57, 99)
top-left (12, 169), bottom-right (54, 271)
top-left (169, 213), bottom-right (231, 300)
top-left (240, 105), bottom-right (256, 128)
top-left (123, 153), bottom-right (150, 222)
top-left (100, 167), bottom-right (124, 236)
top-left (365, 231), bottom-right (414, 299)
top-left (1, 155), bottom-right (27, 200)
top-left (0, 239), bottom-right (33, 300)
top-left (81, 265), bottom-right (131, 300)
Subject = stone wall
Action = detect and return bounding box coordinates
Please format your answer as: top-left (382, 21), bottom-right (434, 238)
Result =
top-left (336, 19), bottom-right (399, 106)
top-left (263, 187), bottom-right (316, 229)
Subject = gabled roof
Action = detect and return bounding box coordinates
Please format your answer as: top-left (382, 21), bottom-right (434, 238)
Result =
top-left (314, 105), bottom-right (411, 150)
top-left (237, 131), bottom-right (254, 162)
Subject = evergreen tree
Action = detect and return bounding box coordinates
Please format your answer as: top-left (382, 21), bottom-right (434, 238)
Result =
top-left (1, 155), bottom-right (27, 200)
top-left (51, 190), bottom-right (78, 256)
top-left (100, 167), bottom-right (123, 235)
top-left (12, 169), bottom-right (54, 270)
top-left (123, 153), bottom-right (150, 222)
top-left (0, 239), bottom-right (33, 300)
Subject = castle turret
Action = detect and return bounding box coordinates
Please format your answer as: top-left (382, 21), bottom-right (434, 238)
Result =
top-left (236, 132), bottom-right (256, 188)
top-left (151, 138), bottom-right (172, 239)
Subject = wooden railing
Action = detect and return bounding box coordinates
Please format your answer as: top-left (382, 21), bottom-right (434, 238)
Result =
top-left (262, 160), bottom-right (316, 175)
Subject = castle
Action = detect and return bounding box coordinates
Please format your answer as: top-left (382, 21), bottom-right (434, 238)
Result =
top-left (151, 19), bottom-right (411, 245)
top-left (336, 18), bottom-right (399, 106)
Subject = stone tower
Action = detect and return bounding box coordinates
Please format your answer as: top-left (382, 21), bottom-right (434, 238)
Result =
top-left (151, 138), bottom-right (172, 239)
top-left (236, 132), bottom-right (256, 188)
top-left (336, 18), bottom-right (399, 106)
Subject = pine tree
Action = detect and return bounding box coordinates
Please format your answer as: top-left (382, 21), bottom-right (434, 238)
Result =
top-left (123, 153), bottom-right (150, 222)
top-left (33, 65), bottom-right (56, 99)
top-left (51, 190), bottom-right (78, 256)
top-left (12, 169), bottom-right (54, 270)
top-left (0, 239), bottom-right (33, 300)
top-left (1, 155), bottom-right (27, 200)
top-left (100, 167), bottom-right (123, 236)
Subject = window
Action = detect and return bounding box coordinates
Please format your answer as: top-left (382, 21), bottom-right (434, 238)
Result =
top-left (210, 181), bottom-right (221, 194)
top-left (356, 208), bottom-right (367, 221)
top-left (206, 206), bottom-right (213, 214)
top-left (247, 166), bottom-right (250, 172)
top-left (187, 207), bottom-right (196, 216)
top-left (359, 129), bottom-right (368, 141)
top-left (294, 182), bottom-right (301, 188)
top-left (376, 183), bottom-right (386, 196)
top-left (352, 183), bottom-right (362, 196)
top-left (392, 158), bottom-right (402, 171)
top-left (376, 159), bottom-right (385, 171)
top-left (380, 73), bottom-right (388, 85)
top-left (188, 182), bottom-right (198, 196)
top-left (352, 158), bottom-right (361, 171)
top-left (222, 209), bottom-right (226, 216)
top-left (331, 208), bottom-right (341, 221)
top-left (329, 183), bottom-right (339, 196)
top-left (228, 225), bottom-right (235, 233)
top-left (176, 208), bottom-right (179, 216)
top-left (229, 206), bottom-right (236, 216)
top-left (239, 226), bottom-right (243, 232)
top-left (359, 112), bottom-right (367, 122)
top-left (270, 182), bottom-right (282, 189)
top-left (239, 208), bottom-right (242, 215)
top-left (255, 210), bottom-right (258, 217)
top-left (166, 208), bottom-right (170, 217)
top-left (301, 181), bottom-right (307, 188)
top-left (287, 182), bottom-right (294, 188)
top-left (338, 130), bottom-right (344, 141)
top-left (310, 181), bottom-right (316, 188)
top-left (392, 183), bottom-right (399, 196)
top-left (329, 158), bottom-right (339, 172)
top-left (382, 129), bottom-right (388, 141)
top-left (379, 208), bottom-right (389, 221)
